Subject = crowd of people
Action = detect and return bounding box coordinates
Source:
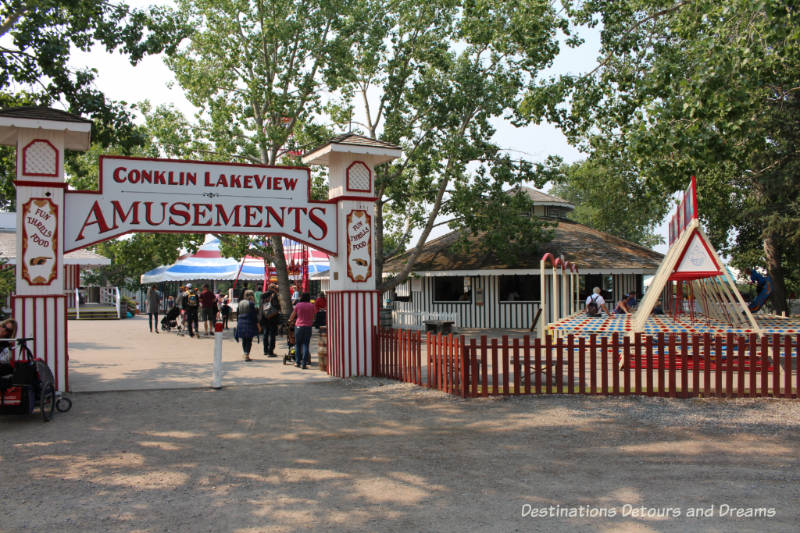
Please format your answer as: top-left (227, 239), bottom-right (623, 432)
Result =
top-left (144, 282), bottom-right (327, 368)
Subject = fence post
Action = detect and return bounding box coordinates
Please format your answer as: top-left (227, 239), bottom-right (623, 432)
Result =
top-left (657, 333), bottom-right (665, 397)
top-left (772, 334), bottom-right (781, 398)
top-left (372, 326), bottom-right (379, 377)
top-left (471, 338), bottom-right (478, 397)
top-left (460, 335), bottom-right (468, 398)
top-left (534, 337), bottom-right (542, 395)
top-left (611, 333), bottom-right (619, 395)
top-left (578, 336), bottom-right (585, 395)
top-left (523, 335), bottom-right (531, 395)
top-left (726, 333), bottom-right (735, 398)
top-left (623, 335), bottom-right (630, 395)
top-left (513, 337), bottom-right (521, 395)
top-left (502, 335), bottom-right (510, 396)
top-left (590, 334), bottom-right (597, 395)
top-left (680, 332), bottom-right (689, 398)
top-left (567, 334), bottom-right (574, 395)
top-left (600, 336), bottom-right (608, 395)
top-left (546, 334), bottom-right (553, 394)
top-left (634, 333), bottom-right (642, 395)
top-left (416, 330), bottom-right (422, 385)
top-left (738, 335), bottom-right (746, 397)
top-left (760, 336), bottom-right (769, 397)
top-left (692, 334), bottom-right (700, 396)
top-left (646, 335), bottom-right (654, 396)
top-left (481, 335), bottom-right (489, 397)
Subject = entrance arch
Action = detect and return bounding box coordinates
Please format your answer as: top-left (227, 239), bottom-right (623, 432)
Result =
top-left (0, 107), bottom-right (401, 390)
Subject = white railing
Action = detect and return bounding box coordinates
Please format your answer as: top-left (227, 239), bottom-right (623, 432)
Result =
top-left (115, 286), bottom-right (121, 319)
top-left (100, 286), bottom-right (115, 305)
top-left (391, 310), bottom-right (458, 330)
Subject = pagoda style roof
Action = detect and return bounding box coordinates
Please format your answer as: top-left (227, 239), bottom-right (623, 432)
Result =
top-left (302, 133), bottom-right (402, 166)
top-left (0, 106), bottom-right (91, 150)
top-left (0, 106), bottom-right (92, 124)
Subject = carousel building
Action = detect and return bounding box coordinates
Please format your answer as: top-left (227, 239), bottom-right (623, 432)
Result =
top-left (381, 188), bottom-right (664, 330)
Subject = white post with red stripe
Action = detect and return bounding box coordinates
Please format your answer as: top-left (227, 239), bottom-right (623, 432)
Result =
top-left (302, 136), bottom-right (401, 377)
top-left (0, 109), bottom-right (92, 392)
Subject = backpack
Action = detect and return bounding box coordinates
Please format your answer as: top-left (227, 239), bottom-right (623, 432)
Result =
top-left (587, 295), bottom-right (600, 317)
top-left (186, 292), bottom-right (198, 307)
top-left (261, 294), bottom-right (278, 320)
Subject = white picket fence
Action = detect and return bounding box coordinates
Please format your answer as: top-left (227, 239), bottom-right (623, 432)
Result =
top-left (391, 310), bottom-right (458, 330)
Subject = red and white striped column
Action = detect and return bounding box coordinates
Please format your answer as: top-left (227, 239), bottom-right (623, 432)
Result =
top-left (302, 135), bottom-right (402, 378)
top-left (327, 290), bottom-right (379, 377)
top-left (11, 294), bottom-right (68, 391)
top-left (1, 110), bottom-right (91, 393)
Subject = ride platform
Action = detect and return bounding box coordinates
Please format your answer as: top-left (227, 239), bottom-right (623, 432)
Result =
top-left (549, 312), bottom-right (800, 337)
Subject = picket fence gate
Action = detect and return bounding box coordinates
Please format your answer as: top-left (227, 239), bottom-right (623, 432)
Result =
top-left (372, 327), bottom-right (800, 399)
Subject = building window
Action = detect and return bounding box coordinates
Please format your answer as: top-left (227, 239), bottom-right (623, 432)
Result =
top-left (546, 206), bottom-right (568, 219)
top-left (434, 276), bottom-right (471, 302)
top-left (499, 275), bottom-right (541, 302)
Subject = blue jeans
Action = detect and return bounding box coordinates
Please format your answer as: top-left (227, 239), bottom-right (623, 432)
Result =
top-left (294, 326), bottom-right (312, 367)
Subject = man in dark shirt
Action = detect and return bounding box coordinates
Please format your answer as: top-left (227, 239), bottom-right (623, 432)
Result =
top-left (182, 283), bottom-right (200, 338)
top-left (199, 284), bottom-right (218, 336)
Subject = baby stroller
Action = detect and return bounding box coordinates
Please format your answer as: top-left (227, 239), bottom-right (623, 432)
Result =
top-left (0, 337), bottom-right (71, 421)
top-left (161, 306), bottom-right (182, 333)
top-left (283, 324), bottom-right (296, 365)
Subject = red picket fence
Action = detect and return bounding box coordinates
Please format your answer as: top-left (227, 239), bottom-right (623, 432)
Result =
top-left (372, 328), bottom-right (800, 399)
top-left (373, 327), bottom-right (423, 385)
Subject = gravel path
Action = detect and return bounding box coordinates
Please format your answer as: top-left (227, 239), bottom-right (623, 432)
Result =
top-left (2, 379), bottom-right (800, 532)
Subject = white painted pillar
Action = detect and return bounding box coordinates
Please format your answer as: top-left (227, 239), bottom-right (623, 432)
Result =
top-left (0, 109), bottom-right (91, 392)
top-left (303, 136), bottom-right (401, 377)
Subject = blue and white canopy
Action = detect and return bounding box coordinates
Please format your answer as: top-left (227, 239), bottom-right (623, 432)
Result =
top-left (140, 236), bottom-right (329, 283)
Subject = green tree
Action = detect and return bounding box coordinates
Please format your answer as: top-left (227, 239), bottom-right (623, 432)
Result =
top-left (525, 0), bottom-right (800, 312)
top-left (0, 0), bottom-right (189, 207)
top-left (163, 0), bottom-right (364, 310)
top-left (0, 257), bottom-right (14, 313)
top-left (549, 159), bottom-right (667, 248)
top-left (337, 0), bottom-right (569, 290)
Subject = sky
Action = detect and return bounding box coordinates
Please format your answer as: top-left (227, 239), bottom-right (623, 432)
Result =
top-left (65, 1), bottom-right (670, 254)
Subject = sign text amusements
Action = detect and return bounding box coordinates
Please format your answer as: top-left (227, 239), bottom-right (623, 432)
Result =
top-left (65, 156), bottom-right (337, 254)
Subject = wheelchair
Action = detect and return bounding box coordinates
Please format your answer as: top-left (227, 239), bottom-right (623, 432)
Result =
top-left (0, 337), bottom-right (71, 421)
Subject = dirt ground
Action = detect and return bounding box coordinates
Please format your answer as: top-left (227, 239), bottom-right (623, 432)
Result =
top-left (2, 318), bottom-right (800, 532)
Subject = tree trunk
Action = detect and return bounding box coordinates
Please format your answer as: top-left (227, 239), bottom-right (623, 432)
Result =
top-left (270, 234), bottom-right (292, 316)
top-left (763, 233), bottom-right (787, 314)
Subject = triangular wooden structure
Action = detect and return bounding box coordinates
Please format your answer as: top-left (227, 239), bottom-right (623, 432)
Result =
top-left (632, 219), bottom-right (760, 334)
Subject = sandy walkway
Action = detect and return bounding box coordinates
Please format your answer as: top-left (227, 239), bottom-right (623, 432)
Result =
top-left (1, 317), bottom-right (799, 532)
top-left (67, 315), bottom-right (331, 392)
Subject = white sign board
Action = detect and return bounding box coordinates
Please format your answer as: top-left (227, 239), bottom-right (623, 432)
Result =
top-left (65, 156), bottom-right (337, 254)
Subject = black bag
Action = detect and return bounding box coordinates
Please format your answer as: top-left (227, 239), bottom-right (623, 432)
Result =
top-left (261, 294), bottom-right (279, 321)
top-left (586, 295), bottom-right (600, 317)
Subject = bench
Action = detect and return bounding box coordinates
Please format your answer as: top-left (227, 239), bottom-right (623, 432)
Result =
top-left (424, 320), bottom-right (455, 335)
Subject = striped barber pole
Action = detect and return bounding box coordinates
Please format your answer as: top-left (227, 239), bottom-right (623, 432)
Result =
top-left (327, 290), bottom-right (380, 377)
top-left (11, 294), bottom-right (67, 392)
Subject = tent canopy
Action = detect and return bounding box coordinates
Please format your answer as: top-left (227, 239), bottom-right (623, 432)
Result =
top-left (140, 236), bottom-right (329, 283)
